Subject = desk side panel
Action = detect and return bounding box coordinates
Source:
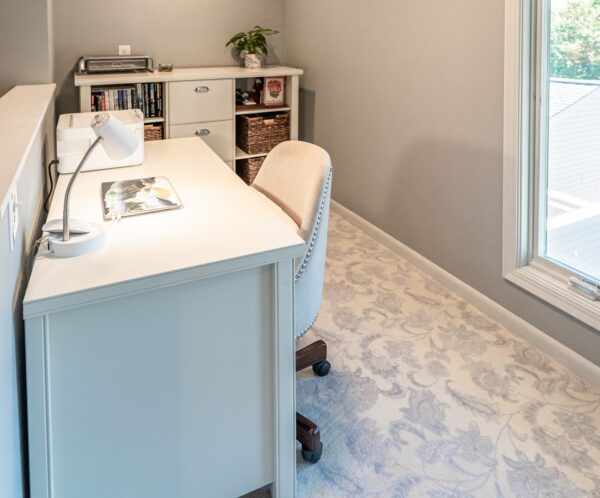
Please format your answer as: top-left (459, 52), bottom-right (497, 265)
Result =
top-left (273, 259), bottom-right (296, 498)
top-left (25, 316), bottom-right (51, 498)
top-left (31, 266), bottom-right (276, 498)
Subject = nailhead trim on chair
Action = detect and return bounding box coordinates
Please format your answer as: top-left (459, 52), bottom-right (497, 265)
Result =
top-left (295, 168), bottom-right (332, 283)
top-left (295, 167), bottom-right (332, 339)
top-left (297, 312), bottom-right (320, 340)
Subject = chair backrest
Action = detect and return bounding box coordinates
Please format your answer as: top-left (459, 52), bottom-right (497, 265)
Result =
top-left (252, 141), bottom-right (332, 338)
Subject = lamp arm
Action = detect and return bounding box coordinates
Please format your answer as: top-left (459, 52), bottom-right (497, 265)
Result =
top-left (62, 136), bottom-right (104, 241)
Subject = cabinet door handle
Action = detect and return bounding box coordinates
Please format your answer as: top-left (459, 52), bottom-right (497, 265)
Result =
top-left (194, 129), bottom-right (210, 137)
top-left (195, 86), bottom-right (210, 93)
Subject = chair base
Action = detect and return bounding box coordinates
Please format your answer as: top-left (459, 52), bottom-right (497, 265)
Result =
top-left (301, 442), bottom-right (323, 464)
top-left (296, 340), bottom-right (329, 463)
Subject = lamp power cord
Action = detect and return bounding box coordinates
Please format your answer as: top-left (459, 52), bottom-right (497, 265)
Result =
top-left (43, 159), bottom-right (59, 212)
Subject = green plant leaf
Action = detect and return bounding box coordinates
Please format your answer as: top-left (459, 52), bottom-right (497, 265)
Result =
top-left (225, 32), bottom-right (247, 47)
top-left (226, 26), bottom-right (278, 55)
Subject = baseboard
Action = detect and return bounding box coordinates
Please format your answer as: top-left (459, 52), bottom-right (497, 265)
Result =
top-left (331, 200), bottom-right (600, 385)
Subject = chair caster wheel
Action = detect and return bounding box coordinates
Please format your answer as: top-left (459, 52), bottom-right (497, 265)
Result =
top-left (301, 442), bottom-right (323, 463)
top-left (312, 360), bottom-right (331, 377)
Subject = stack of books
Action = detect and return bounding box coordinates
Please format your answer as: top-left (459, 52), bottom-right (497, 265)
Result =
top-left (90, 83), bottom-right (163, 118)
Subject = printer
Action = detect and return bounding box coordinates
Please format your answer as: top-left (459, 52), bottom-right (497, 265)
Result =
top-left (57, 109), bottom-right (144, 174)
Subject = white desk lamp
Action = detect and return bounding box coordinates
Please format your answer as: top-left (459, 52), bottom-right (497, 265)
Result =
top-left (43, 113), bottom-right (140, 257)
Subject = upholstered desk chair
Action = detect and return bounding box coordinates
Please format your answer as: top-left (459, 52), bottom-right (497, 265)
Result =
top-left (251, 140), bottom-right (332, 464)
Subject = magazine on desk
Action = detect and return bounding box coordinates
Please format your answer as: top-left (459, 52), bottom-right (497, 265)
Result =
top-left (101, 176), bottom-right (183, 220)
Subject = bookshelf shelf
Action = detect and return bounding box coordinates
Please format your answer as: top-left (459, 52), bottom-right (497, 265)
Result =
top-left (235, 147), bottom-right (269, 161)
top-left (235, 105), bottom-right (290, 115)
top-left (144, 117), bottom-right (165, 124)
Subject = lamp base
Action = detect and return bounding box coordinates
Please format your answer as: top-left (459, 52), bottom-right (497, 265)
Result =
top-left (47, 221), bottom-right (106, 258)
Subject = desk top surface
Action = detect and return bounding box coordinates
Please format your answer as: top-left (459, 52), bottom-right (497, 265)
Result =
top-left (24, 138), bottom-right (305, 315)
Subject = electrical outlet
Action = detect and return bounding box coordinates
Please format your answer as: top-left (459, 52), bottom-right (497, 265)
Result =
top-left (118, 45), bottom-right (131, 56)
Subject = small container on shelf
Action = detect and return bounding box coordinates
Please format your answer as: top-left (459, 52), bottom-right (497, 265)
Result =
top-left (250, 78), bottom-right (264, 104)
top-left (236, 113), bottom-right (290, 155)
top-left (144, 124), bottom-right (163, 141)
top-left (237, 157), bottom-right (266, 185)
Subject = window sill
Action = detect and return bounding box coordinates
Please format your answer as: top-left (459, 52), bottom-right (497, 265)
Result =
top-left (505, 261), bottom-right (600, 331)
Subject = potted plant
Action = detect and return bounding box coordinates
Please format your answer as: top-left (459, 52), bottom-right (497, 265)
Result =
top-left (226, 26), bottom-right (279, 69)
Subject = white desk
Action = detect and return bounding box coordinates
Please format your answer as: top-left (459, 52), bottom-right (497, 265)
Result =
top-left (23, 138), bottom-right (305, 498)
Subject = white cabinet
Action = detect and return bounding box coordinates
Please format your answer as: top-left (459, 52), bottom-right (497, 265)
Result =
top-left (75, 66), bottom-right (303, 176)
top-left (169, 120), bottom-right (234, 161)
top-left (168, 79), bottom-right (234, 163)
top-left (168, 79), bottom-right (233, 124)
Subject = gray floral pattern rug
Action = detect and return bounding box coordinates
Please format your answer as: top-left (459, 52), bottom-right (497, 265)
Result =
top-left (296, 211), bottom-right (600, 498)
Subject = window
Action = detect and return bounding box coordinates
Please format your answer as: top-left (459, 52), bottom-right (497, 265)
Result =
top-left (504, 0), bottom-right (600, 329)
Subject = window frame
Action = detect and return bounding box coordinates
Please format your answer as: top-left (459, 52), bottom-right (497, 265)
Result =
top-left (503, 0), bottom-right (600, 330)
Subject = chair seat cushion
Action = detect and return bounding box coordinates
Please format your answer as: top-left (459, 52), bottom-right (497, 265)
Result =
top-left (251, 187), bottom-right (301, 235)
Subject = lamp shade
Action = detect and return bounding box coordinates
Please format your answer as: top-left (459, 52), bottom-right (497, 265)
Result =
top-left (91, 113), bottom-right (139, 159)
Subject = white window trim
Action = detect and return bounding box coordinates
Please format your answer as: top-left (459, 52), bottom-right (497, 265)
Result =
top-left (503, 0), bottom-right (600, 331)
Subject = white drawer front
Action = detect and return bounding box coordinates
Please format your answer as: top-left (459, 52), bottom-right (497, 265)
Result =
top-left (169, 79), bottom-right (233, 125)
top-left (170, 121), bottom-right (234, 161)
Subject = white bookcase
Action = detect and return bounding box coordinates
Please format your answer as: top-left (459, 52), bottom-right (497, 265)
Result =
top-left (75, 66), bottom-right (303, 174)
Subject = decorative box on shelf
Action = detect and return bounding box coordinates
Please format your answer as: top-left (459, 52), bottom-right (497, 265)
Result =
top-left (236, 113), bottom-right (290, 155)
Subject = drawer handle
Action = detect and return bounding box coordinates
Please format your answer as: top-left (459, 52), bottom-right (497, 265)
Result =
top-left (195, 129), bottom-right (210, 137)
top-left (195, 86), bottom-right (210, 93)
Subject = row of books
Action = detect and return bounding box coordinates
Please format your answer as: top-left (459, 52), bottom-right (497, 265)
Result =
top-left (90, 83), bottom-right (163, 118)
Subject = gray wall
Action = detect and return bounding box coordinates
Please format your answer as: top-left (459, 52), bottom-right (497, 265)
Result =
top-left (53, 0), bottom-right (285, 116)
top-left (283, 0), bottom-right (600, 364)
top-left (0, 0), bottom-right (53, 96)
top-left (0, 99), bottom-right (54, 498)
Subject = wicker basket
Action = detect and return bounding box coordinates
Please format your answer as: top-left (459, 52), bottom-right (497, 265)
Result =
top-left (144, 124), bottom-right (163, 141)
top-left (236, 113), bottom-right (290, 154)
top-left (237, 157), bottom-right (265, 185)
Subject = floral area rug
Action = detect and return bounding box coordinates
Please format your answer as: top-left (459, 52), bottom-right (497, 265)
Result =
top-left (296, 211), bottom-right (600, 498)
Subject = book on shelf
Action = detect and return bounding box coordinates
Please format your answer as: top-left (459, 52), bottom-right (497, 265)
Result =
top-left (144, 84), bottom-right (150, 117)
top-left (90, 83), bottom-right (164, 119)
top-left (149, 83), bottom-right (155, 117)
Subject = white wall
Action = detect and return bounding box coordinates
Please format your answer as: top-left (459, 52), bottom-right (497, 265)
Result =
top-left (53, 0), bottom-right (285, 115)
top-left (282, 0), bottom-right (600, 364)
top-left (0, 102), bottom-right (54, 498)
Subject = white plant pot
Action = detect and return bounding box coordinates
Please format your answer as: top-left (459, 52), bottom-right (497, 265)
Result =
top-left (244, 53), bottom-right (262, 69)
